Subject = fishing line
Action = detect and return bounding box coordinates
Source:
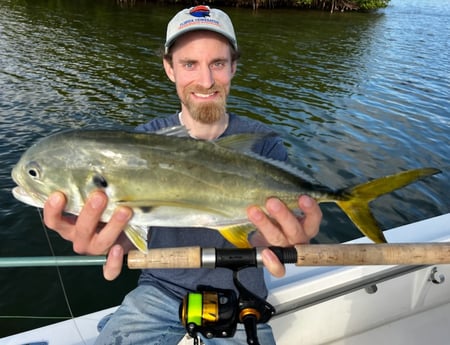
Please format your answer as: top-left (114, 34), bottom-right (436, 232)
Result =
top-left (0, 315), bottom-right (71, 320)
top-left (36, 208), bottom-right (88, 345)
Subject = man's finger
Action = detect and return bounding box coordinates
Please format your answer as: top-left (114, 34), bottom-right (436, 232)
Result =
top-left (103, 245), bottom-right (124, 281)
top-left (261, 248), bottom-right (285, 278)
top-left (91, 206), bottom-right (133, 251)
top-left (298, 195), bottom-right (322, 240)
top-left (265, 198), bottom-right (304, 244)
top-left (43, 192), bottom-right (75, 240)
top-left (247, 205), bottom-right (286, 246)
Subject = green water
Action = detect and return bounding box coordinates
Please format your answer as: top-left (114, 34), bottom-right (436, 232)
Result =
top-left (0, 0), bottom-right (449, 337)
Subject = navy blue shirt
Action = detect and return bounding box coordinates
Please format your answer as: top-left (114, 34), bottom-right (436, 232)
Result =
top-left (135, 113), bottom-right (288, 299)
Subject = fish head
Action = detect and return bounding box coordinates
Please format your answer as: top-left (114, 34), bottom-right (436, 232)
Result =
top-left (11, 132), bottom-right (90, 214)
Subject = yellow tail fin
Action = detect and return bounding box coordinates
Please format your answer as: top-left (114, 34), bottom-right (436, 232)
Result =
top-left (335, 168), bottom-right (441, 243)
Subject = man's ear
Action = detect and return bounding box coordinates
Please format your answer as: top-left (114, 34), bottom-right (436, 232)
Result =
top-left (163, 58), bottom-right (175, 83)
top-left (231, 60), bottom-right (237, 77)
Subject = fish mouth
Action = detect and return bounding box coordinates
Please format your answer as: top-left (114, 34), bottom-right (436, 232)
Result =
top-left (12, 186), bottom-right (45, 208)
top-left (11, 164), bottom-right (46, 208)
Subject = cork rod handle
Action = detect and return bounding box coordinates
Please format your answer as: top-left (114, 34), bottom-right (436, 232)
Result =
top-left (126, 243), bottom-right (450, 269)
top-left (294, 243), bottom-right (450, 266)
top-left (127, 246), bottom-right (202, 269)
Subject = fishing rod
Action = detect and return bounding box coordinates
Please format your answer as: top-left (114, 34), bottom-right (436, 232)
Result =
top-left (2, 243), bottom-right (450, 269)
top-left (3, 243), bottom-right (450, 345)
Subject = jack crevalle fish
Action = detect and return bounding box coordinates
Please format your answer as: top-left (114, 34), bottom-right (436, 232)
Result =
top-left (11, 129), bottom-right (441, 252)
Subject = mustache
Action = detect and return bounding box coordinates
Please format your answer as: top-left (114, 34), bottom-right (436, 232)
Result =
top-left (188, 86), bottom-right (222, 94)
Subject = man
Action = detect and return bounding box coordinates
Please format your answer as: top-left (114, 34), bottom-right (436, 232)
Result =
top-left (43, 6), bottom-right (322, 344)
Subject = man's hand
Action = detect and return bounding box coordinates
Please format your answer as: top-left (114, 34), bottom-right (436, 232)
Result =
top-left (247, 195), bottom-right (322, 277)
top-left (43, 191), bottom-right (133, 280)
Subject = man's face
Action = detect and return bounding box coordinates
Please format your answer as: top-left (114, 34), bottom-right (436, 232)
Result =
top-left (164, 31), bottom-right (237, 124)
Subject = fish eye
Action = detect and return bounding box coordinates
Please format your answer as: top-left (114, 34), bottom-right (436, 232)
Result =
top-left (93, 174), bottom-right (108, 189)
top-left (26, 161), bottom-right (41, 180)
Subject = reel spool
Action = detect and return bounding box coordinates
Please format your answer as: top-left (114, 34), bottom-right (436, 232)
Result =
top-left (180, 286), bottom-right (238, 340)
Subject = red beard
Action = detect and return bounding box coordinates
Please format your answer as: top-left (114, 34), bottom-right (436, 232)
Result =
top-left (183, 86), bottom-right (227, 124)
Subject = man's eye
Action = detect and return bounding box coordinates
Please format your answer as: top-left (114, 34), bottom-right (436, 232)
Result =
top-left (211, 62), bottom-right (225, 70)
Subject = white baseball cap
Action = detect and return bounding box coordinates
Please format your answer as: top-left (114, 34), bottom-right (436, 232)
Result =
top-left (165, 6), bottom-right (238, 54)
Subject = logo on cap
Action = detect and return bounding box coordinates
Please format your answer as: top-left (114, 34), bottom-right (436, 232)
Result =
top-left (189, 5), bottom-right (210, 18)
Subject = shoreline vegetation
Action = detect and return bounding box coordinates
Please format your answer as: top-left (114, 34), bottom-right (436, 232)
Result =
top-left (116, 0), bottom-right (390, 12)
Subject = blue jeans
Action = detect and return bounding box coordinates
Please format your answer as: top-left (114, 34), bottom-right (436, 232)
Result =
top-left (94, 284), bottom-right (276, 345)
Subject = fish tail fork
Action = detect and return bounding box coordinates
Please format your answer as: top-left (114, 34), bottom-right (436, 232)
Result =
top-left (335, 167), bottom-right (441, 243)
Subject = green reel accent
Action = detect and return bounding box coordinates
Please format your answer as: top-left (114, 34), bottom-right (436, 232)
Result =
top-left (186, 292), bottom-right (203, 326)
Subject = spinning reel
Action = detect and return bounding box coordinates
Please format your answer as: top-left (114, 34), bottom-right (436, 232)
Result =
top-left (179, 270), bottom-right (275, 345)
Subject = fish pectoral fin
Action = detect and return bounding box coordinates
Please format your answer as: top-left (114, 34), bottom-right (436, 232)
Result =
top-left (116, 199), bottom-right (230, 217)
top-left (124, 224), bottom-right (149, 253)
top-left (214, 223), bottom-right (255, 248)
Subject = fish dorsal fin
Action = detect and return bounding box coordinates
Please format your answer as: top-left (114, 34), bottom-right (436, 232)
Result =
top-left (155, 125), bottom-right (190, 137)
top-left (214, 132), bottom-right (277, 154)
top-left (256, 155), bottom-right (320, 184)
top-left (215, 133), bottom-right (319, 184)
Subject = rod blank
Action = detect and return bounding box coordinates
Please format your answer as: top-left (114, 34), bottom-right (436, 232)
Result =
top-left (0, 256), bottom-right (106, 268)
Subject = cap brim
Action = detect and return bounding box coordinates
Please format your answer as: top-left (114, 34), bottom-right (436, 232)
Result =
top-left (165, 27), bottom-right (237, 53)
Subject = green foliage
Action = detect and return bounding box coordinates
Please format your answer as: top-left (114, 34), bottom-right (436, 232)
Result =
top-left (239, 0), bottom-right (391, 10)
top-left (129, 0), bottom-right (390, 11)
top-left (355, 0), bottom-right (389, 10)
top-left (294, 0), bottom-right (314, 6)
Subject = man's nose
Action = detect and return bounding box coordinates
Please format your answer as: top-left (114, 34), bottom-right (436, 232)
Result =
top-left (197, 65), bottom-right (215, 89)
